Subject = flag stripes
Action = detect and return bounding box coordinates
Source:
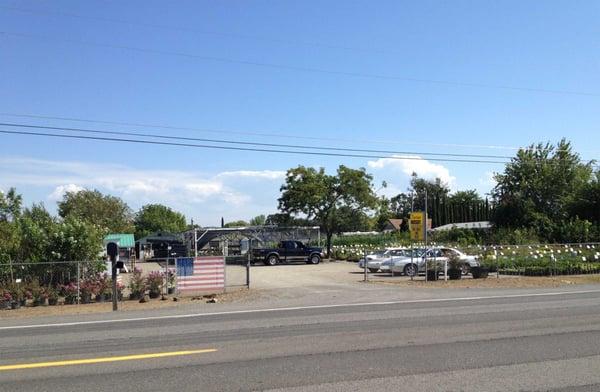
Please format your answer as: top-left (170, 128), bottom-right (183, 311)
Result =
top-left (176, 257), bottom-right (225, 293)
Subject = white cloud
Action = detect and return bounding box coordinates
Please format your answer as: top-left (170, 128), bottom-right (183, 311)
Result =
top-left (479, 171), bottom-right (496, 187)
top-left (48, 184), bottom-right (85, 201)
top-left (0, 157), bottom-right (285, 225)
top-left (368, 155), bottom-right (456, 187)
top-left (217, 170), bottom-right (285, 180)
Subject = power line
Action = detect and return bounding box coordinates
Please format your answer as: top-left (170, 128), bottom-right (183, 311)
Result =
top-left (3, 127), bottom-right (597, 168)
top-left (2, 30), bottom-right (598, 98)
top-left (0, 129), bottom-right (510, 165)
top-left (0, 112), bottom-right (529, 152)
top-left (1, 112), bottom-right (594, 159)
top-left (0, 122), bottom-right (512, 160)
top-left (0, 5), bottom-right (403, 56)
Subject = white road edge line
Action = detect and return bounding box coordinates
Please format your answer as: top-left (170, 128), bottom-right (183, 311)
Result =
top-left (2, 289), bottom-right (600, 331)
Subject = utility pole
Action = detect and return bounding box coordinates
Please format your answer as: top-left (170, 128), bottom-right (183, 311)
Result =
top-left (424, 189), bottom-right (428, 282)
top-left (191, 218), bottom-right (198, 257)
top-left (410, 193), bottom-right (414, 281)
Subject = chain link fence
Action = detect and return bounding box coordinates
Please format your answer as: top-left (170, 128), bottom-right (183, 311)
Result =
top-left (0, 260), bottom-right (120, 307)
top-left (358, 242), bottom-right (600, 281)
top-left (0, 255), bottom-right (250, 309)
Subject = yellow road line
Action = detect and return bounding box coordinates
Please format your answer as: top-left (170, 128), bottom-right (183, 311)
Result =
top-left (0, 349), bottom-right (217, 371)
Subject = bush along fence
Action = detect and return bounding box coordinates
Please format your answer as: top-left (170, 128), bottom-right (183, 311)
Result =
top-left (0, 256), bottom-right (228, 311)
top-left (0, 260), bottom-right (127, 310)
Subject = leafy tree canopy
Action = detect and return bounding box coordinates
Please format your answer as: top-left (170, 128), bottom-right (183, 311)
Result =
top-left (223, 220), bottom-right (250, 228)
top-left (492, 139), bottom-right (594, 239)
top-left (249, 215), bottom-right (266, 226)
top-left (58, 189), bottom-right (134, 234)
top-left (278, 165), bottom-right (377, 256)
top-left (134, 204), bottom-right (187, 238)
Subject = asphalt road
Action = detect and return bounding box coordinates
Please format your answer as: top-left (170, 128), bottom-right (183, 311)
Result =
top-left (2, 289), bottom-right (600, 391)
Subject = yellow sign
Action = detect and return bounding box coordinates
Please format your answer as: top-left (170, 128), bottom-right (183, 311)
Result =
top-left (409, 212), bottom-right (424, 241)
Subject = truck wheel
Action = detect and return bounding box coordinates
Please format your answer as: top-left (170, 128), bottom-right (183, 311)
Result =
top-left (265, 255), bottom-right (279, 266)
top-left (309, 254), bottom-right (321, 264)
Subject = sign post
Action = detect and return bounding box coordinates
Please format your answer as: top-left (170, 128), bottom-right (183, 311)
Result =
top-left (106, 242), bottom-right (120, 311)
top-left (410, 211), bottom-right (425, 281)
top-left (409, 212), bottom-right (425, 242)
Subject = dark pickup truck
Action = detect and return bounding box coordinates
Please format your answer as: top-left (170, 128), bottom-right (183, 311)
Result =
top-left (252, 240), bottom-right (324, 266)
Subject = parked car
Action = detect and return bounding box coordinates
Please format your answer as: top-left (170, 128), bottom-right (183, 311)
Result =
top-left (358, 248), bottom-right (410, 273)
top-left (383, 248), bottom-right (426, 276)
top-left (369, 249), bottom-right (416, 273)
top-left (358, 249), bottom-right (387, 269)
top-left (390, 247), bottom-right (480, 276)
top-left (252, 240), bottom-right (324, 266)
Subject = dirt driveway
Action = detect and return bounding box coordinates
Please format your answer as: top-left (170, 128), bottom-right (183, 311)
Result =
top-left (238, 260), bottom-right (600, 290)
top-left (228, 261), bottom-right (363, 290)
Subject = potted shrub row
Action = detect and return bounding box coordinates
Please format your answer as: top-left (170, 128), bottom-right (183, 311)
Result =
top-left (127, 268), bottom-right (175, 300)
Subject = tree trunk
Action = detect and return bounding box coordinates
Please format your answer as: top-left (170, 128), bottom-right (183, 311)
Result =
top-left (326, 232), bottom-right (333, 259)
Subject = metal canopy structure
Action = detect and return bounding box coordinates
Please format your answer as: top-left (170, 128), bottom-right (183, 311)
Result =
top-left (183, 226), bottom-right (321, 255)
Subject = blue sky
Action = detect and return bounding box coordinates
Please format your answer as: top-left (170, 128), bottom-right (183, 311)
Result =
top-left (1, 0), bottom-right (598, 226)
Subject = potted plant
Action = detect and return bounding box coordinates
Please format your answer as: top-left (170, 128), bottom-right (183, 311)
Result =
top-left (7, 283), bottom-right (24, 309)
top-left (426, 259), bottom-right (439, 281)
top-left (146, 271), bottom-right (164, 299)
top-left (128, 268), bottom-right (146, 300)
top-left (47, 287), bottom-right (59, 306)
top-left (26, 281), bottom-right (46, 306)
top-left (447, 254), bottom-right (463, 280)
top-left (79, 278), bottom-right (95, 304)
top-left (116, 281), bottom-right (125, 301)
top-left (95, 274), bottom-right (110, 302)
top-left (61, 282), bottom-right (78, 304)
top-left (0, 290), bottom-right (11, 310)
top-left (39, 288), bottom-right (49, 306)
top-left (472, 266), bottom-right (489, 279)
top-left (166, 270), bottom-right (176, 294)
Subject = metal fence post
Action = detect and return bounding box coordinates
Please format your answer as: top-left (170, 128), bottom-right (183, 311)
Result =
top-left (495, 247), bottom-right (499, 279)
top-left (363, 250), bottom-right (368, 282)
top-left (9, 257), bottom-right (14, 283)
top-left (246, 251), bottom-right (251, 289)
top-left (164, 258), bottom-right (168, 298)
top-left (76, 261), bottom-right (81, 305)
top-left (444, 259), bottom-right (448, 282)
top-left (175, 257), bottom-right (178, 296)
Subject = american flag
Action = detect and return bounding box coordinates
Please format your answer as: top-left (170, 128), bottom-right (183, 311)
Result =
top-left (176, 257), bottom-right (225, 293)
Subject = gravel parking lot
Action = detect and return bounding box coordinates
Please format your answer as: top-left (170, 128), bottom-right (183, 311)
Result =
top-left (228, 260), bottom-right (363, 289)
top-left (238, 260), bottom-right (600, 290)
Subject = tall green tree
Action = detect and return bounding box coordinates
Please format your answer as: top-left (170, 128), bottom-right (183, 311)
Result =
top-left (410, 174), bottom-right (451, 212)
top-left (1, 189), bottom-right (104, 287)
top-left (17, 203), bottom-right (56, 263)
top-left (390, 192), bottom-right (413, 218)
top-left (249, 215), bottom-right (266, 226)
top-left (569, 170), bottom-right (600, 224)
top-left (373, 196), bottom-right (394, 231)
top-left (491, 139), bottom-right (593, 240)
top-left (278, 165), bottom-right (378, 256)
top-left (223, 220), bottom-right (250, 228)
top-left (50, 216), bottom-right (104, 262)
top-left (0, 188), bottom-right (23, 265)
top-left (264, 213), bottom-right (315, 227)
top-left (448, 190), bottom-right (483, 205)
top-left (134, 204), bottom-right (187, 238)
top-left (58, 189), bottom-right (134, 233)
